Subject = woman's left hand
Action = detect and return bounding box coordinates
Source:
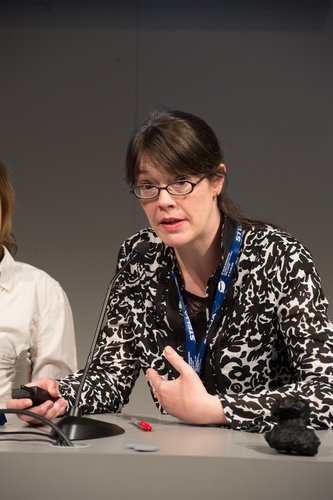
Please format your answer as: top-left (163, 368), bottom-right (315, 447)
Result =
top-left (146, 346), bottom-right (228, 425)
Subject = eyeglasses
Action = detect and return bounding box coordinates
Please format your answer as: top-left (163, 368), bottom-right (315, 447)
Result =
top-left (130, 175), bottom-right (208, 199)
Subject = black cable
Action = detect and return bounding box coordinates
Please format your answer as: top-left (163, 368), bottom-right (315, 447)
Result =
top-left (0, 430), bottom-right (57, 444)
top-left (0, 409), bottom-right (74, 446)
top-left (0, 430), bottom-right (54, 438)
top-left (0, 435), bottom-right (55, 444)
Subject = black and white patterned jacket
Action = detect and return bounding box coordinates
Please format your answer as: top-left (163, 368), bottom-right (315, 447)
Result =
top-left (59, 219), bottom-right (333, 432)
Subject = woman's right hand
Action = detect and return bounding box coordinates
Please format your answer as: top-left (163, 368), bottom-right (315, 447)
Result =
top-left (6, 377), bottom-right (68, 425)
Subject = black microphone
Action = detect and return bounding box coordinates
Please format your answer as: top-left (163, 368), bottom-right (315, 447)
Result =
top-left (56, 241), bottom-right (150, 441)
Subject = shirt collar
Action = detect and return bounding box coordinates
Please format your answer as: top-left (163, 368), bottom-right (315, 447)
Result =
top-left (0, 246), bottom-right (16, 292)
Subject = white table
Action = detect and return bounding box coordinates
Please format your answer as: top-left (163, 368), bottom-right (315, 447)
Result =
top-left (0, 412), bottom-right (332, 500)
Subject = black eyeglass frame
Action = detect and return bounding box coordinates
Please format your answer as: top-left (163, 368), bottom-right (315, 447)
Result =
top-left (130, 174), bottom-right (208, 199)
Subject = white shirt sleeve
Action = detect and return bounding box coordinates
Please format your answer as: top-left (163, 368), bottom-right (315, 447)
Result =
top-left (30, 273), bottom-right (77, 381)
top-left (0, 248), bottom-right (77, 406)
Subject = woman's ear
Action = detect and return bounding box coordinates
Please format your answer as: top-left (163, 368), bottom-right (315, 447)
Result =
top-left (218, 163), bottom-right (226, 175)
top-left (214, 163), bottom-right (226, 195)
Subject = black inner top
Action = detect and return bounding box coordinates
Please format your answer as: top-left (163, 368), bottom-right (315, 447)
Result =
top-left (183, 289), bottom-right (208, 350)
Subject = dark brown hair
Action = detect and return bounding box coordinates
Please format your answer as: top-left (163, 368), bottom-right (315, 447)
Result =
top-left (126, 108), bottom-right (274, 229)
top-left (0, 160), bottom-right (17, 256)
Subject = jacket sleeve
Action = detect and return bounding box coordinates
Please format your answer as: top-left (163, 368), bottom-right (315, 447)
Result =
top-left (220, 240), bottom-right (333, 432)
top-left (58, 242), bottom-right (141, 414)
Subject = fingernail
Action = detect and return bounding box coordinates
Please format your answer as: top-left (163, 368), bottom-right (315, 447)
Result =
top-left (164, 346), bottom-right (172, 356)
top-left (53, 385), bottom-right (60, 396)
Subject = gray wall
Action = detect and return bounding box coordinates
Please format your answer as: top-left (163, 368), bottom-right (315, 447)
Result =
top-left (0, 0), bottom-right (332, 413)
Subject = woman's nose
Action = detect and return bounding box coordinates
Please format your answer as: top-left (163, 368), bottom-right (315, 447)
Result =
top-left (157, 187), bottom-right (176, 206)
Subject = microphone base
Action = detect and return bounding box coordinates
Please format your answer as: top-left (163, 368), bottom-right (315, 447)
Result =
top-left (53, 415), bottom-right (125, 441)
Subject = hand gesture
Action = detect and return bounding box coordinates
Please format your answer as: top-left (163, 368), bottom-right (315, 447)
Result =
top-left (146, 346), bottom-right (228, 425)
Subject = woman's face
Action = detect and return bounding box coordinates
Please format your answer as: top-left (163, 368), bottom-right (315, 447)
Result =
top-left (137, 162), bottom-right (224, 252)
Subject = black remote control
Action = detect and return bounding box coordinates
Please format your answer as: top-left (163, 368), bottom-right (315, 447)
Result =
top-left (12, 385), bottom-right (60, 406)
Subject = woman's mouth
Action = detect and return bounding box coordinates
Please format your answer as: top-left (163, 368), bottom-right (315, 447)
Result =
top-left (160, 218), bottom-right (184, 230)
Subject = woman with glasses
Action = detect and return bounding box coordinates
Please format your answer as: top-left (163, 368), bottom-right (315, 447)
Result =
top-left (7, 109), bottom-right (333, 432)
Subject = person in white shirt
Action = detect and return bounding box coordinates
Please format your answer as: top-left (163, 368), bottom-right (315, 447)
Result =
top-left (0, 161), bottom-right (77, 407)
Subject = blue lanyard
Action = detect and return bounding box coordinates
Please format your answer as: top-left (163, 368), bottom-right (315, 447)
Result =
top-left (171, 225), bottom-right (243, 375)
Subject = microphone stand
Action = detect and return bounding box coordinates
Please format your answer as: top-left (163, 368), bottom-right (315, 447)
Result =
top-left (55, 244), bottom-right (149, 441)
